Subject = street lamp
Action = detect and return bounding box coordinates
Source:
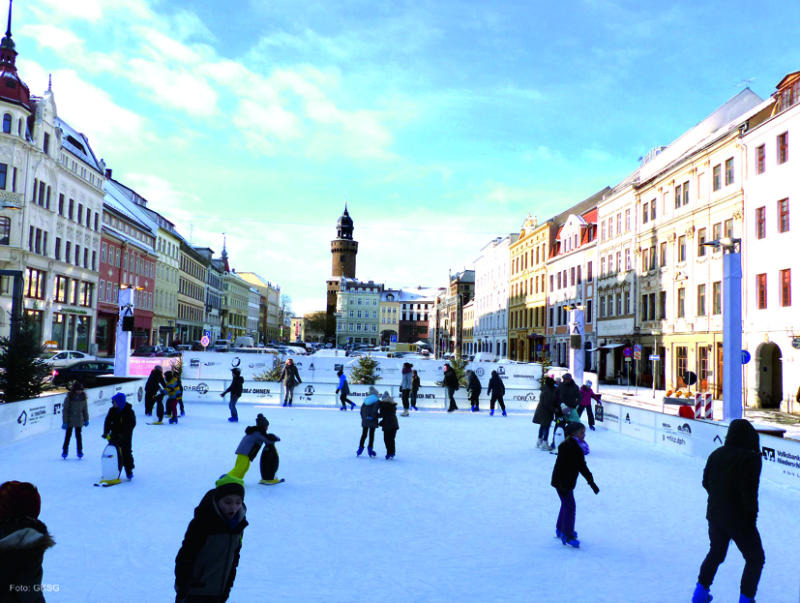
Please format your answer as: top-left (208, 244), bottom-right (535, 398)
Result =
top-left (651, 330), bottom-right (659, 399)
top-left (701, 237), bottom-right (742, 420)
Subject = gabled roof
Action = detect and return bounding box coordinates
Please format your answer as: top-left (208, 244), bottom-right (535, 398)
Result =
top-left (56, 117), bottom-right (102, 172)
top-left (776, 71), bottom-right (800, 91)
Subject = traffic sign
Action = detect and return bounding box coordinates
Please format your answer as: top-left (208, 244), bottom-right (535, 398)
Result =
top-left (390, 334), bottom-right (397, 343)
top-left (203, 330), bottom-right (211, 338)
top-left (633, 343), bottom-right (642, 361)
top-left (649, 354), bottom-right (660, 361)
top-left (622, 346), bottom-right (633, 358)
top-left (624, 357), bottom-right (632, 362)
top-left (200, 335), bottom-right (210, 348)
top-left (741, 350), bottom-right (751, 365)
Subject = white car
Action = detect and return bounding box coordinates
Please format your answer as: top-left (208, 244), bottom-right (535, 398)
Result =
top-left (42, 350), bottom-right (97, 368)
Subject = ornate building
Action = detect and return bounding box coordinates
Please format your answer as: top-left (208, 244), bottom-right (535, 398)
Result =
top-left (326, 205), bottom-right (358, 339)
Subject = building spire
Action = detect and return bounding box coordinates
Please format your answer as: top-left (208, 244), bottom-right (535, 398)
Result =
top-left (221, 233), bottom-right (230, 272)
top-left (48, 73), bottom-right (52, 91)
top-left (0, 0), bottom-right (13, 51)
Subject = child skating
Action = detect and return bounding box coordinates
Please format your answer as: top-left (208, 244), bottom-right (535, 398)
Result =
top-left (357, 386), bottom-right (380, 457)
top-left (378, 392), bottom-right (399, 460)
top-left (225, 414), bottom-right (273, 482)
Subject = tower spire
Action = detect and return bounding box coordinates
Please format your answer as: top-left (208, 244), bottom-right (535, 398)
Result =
top-left (1, 0), bottom-right (13, 50)
top-left (5, 0), bottom-right (12, 38)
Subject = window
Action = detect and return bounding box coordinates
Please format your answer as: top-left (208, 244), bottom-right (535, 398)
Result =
top-left (601, 221), bottom-right (606, 241)
top-left (756, 273), bottom-right (767, 309)
top-left (756, 207), bottom-right (766, 239)
top-left (682, 181), bottom-right (689, 205)
top-left (1, 113), bottom-right (9, 133)
top-left (616, 293), bottom-right (622, 316)
top-left (677, 288), bottom-right (686, 318)
top-left (25, 268), bottom-right (46, 299)
top-left (615, 252), bottom-right (621, 272)
top-left (616, 213), bottom-right (621, 236)
top-left (697, 284), bottom-right (706, 315)
top-left (0, 163), bottom-right (6, 189)
top-left (651, 200), bottom-right (656, 221)
top-left (777, 132), bottom-right (788, 164)
top-left (778, 198), bottom-right (790, 233)
top-left (600, 257), bottom-right (606, 276)
top-left (58, 194), bottom-right (64, 215)
top-left (68, 198), bottom-right (74, 220)
top-left (75, 245), bottom-right (80, 266)
top-left (642, 202), bottom-right (649, 224)
top-left (698, 228), bottom-right (707, 256)
top-left (640, 294), bottom-right (647, 321)
top-left (608, 219), bottom-right (614, 239)
top-left (676, 347), bottom-right (688, 382)
top-left (678, 236), bottom-right (686, 262)
top-left (659, 242), bottom-right (667, 267)
top-left (658, 291), bottom-right (666, 320)
top-left (674, 184), bottom-right (682, 209)
top-left (55, 275), bottom-right (68, 303)
top-left (586, 299), bottom-right (592, 323)
top-left (712, 164), bottom-right (721, 191)
top-left (780, 269), bottom-right (791, 307)
top-left (43, 132), bottom-right (50, 155)
top-left (587, 261), bottom-right (592, 282)
top-left (55, 237), bottom-right (61, 260)
top-left (625, 209), bottom-right (630, 232)
top-left (712, 222), bottom-right (721, 242)
top-left (78, 204), bottom-right (83, 224)
top-left (724, 158), bottom-right (734, 186)
top-left (65, 241), bottom-right (71, 262)
top-left (0, 216), bottom-right (9, 245)
top-left (625, 248), bottom-right (631, 270)
top-left (756, 144), bottom-right (766, 174)
top-left (724, 219), bottom-right (733, 239)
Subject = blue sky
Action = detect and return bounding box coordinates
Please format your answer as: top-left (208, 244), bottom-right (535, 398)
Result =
top-left (13, 0), bottom-right (800, 314)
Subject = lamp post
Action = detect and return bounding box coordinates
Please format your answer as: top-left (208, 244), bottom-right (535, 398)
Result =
top-left (651, 330), bottom-right (658, 399)
top-left (701, 237), bottom-right (742, 420)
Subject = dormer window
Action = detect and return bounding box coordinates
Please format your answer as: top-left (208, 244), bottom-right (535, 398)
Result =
top-left (43, 132), bottom-right (50, 155)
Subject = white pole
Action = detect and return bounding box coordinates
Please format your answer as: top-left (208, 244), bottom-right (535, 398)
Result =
top-left (114, 287), bottom-right (134, 377)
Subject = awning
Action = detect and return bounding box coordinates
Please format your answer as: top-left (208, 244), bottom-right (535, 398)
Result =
top-left (599, 343), bottom-right (625, 350)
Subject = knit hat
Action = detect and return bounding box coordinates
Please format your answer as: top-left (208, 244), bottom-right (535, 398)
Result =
top-left (564, 422), bottom-right (585, 437)
top-left (112, 392), bottom-right (126, 409)
top-left (214, 474), bottom-right (245, 501)
top-left (255, 414), bottom-right (269, 429)
top-left (368, 386), bottom-right (379, 396)
top-left (0, 481), bottom-right (41, 520)
top-left (380, 391), bottom-right (393, 402)
top-left (231, 367), bottom-right (241, 375)
top-left (584, 380), bottom-right (592, 388)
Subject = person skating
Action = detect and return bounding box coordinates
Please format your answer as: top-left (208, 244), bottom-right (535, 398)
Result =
top-left (550, 422), bottom-right (599, 548)
top-left (578, 380), bottom-right (601, 430)
top-left (144, 365), bottom-right (166, 419)
top-left (61, 381), bottom-right (89, 458)
top-left (220, 368), bottom-right (244, 422)
top-left (226, 414), bottom-right (272, 482)
top-left (442, 363), bottom-right (459, 412)
top-left (176, 373), bottom-right (186, 417)
top-left (164, 370), bottom-right (183, 425)
top-left (335, 368), bottom-right (356, 411)
top-left (533, 376), bottom-right (559, 450)
top-left (400, 362), bottom-right (413, 416)
top-left (279, 358), bottom-right (302, 406)
top-left (102, 392), bottom-right (136, 480)
top-left (486, 370), bottom-right (506, 416)
top-left (410, 370), bottom-right (421, 411)
top-left (692, 419), bottom-right (764, 603)
top-left (466, 369), bottom-right (482, 412)
top-left (0, 481), bottom-right (55, 601)
top-left (378, 391), bottom-right (399, 460)
top-left (558, 373), bottom-right (581, 411)
top-left (175, 475), bottom-right (248, 603)
top-left (357, 386), bottom-right (380, 457)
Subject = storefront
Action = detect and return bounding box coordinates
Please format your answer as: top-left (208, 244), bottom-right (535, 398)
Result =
top-left (49, 308), bottom-right (92, 352)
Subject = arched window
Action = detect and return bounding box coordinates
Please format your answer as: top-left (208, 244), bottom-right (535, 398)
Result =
top-left (2, 113), bottom-right (10, 134)
top-left (0, 216), bottom-right (10, 245)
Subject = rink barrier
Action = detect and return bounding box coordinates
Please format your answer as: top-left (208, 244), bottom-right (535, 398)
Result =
top-left (0, 378), bottom-right (146, 445)
top-left (595, 399), bottom-right (800, 492)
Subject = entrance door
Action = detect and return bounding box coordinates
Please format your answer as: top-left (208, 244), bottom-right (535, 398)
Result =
top-left (756, 342), bottom-right (783, 409)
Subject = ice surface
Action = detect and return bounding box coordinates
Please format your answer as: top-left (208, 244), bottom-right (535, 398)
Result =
top-left (2, 401), bottom-right (798, 602)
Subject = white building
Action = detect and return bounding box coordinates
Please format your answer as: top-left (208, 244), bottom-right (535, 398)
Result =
top-left (473, 234), bottom-right (515, 358)
top-left (335, 278), bottom-right (383, 347)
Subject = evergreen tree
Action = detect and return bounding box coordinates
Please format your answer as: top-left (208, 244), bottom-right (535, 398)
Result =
top-left (349, 355), bottom-right (381, 385)
top-left (449, 356), bottom-right (468, 388)
top-left (253, 354), bottom-right (283, 382)
top-left (0, 319), bottom-right (51, 402)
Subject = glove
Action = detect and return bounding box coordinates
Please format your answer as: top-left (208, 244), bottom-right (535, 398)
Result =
top-left (590, 482), bottom-right (600, 495)
top-left (103, 434), bottom-right (110, 440)
top-left (220, 393), bottom-right (225, 398)
top-left (84, 421), bottom-right (89, 427)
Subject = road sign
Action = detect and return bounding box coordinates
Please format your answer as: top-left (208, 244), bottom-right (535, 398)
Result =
top-left (741, 350), bottom-right (751, 365)
top-left (624, 357), bottom-right (632, 362)
top-left (649, 354), bottom-right (660, 361)
top-left (200, 335), bottom-right (210, 348)
top-left (622, 346), bottom-right (633, 358)
top-left (390, 334), bottom-right (398, 343)
top-left (633, 343), bottom-right (642, 360)
top-left (633, 344), bottom-right (642, 352)
top-left (793, 337), bottom-right (800, 350)
top-left (203, 330), bottom-right (211, 338)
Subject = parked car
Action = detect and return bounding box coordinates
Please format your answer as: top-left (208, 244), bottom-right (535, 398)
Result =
top-left (158, 346), bottom-right (181, 357)
top-left (213, 339), bottom-right (230, 352)
top-left (51, 360), bottom-right (115, 387)
top-left (41, 350), bottom-right (97, 368)
top-left (132, 345), bottom-right (159, 357)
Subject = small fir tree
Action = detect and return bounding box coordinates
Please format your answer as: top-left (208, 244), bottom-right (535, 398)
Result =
top-left (0, 318), bottom-right (51, 402)
top-left (435, 356), bottom-right (468, 387)
top-left (253, 354), bottom-right (283, 382)
top-left (349, 355), bottom-right (381, 385)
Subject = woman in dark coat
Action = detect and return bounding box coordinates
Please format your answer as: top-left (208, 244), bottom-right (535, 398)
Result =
top-left (410, 370), bottom-right (421, 411)
top-left (61, 381), bottom-right (89, 458)
top-left (102, 393), bottom-right (136, 479)
top-left (693, 419), bottom-right (764, 603)
top-left (442, 364), bottom-right (459, 412)
top-left (279, 359), bottom-right (302, 406)
top-left (487, 370), bottom-right (506, 416)
top-left (533, 377), bottom-right (559, 450)
top-left (378, 392), bottom-right (399, 460)
top-left (144, 365), bottom-right (166, 418)
top-left (466, 370), bottom-right (481, 412)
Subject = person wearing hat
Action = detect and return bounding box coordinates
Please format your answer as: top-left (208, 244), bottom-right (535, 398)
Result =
top-left (102, 392), bottom-right (136, 480)
top-left (399, 362), bottom-right (413, 416)
top-left (466, 369), bottom-right (482, 413)
top-left (279, 358), bottom-right (302, 407)
top-left (377, 391), bottom-right (399, 460)
top-left (578, 380), bottom-right (601, 431)
top-left (220, 367), bottom-right (244, 422)
top-left (144, 365), bottom-right (166, 419)
top-left (550, 421), bottom-right (599, 548)
top-left (175, 475), bottom-right (248, 602)
top-left (61, 381), bottom-right (89, 459)
top-left (226, 414), bottom-right (276, 483)
top-left (487, 370), bottom-right (506, 417)
top-left (0, 481), bottom-right (55, 600)
top-left (357, 386), bottom-right (380, 457)
top-left (164, 370), bottom-right (184, 424)
top-left (534, 376), bottom-right (559, 450)
top-left (335, 368), bottom-right (356, 411)
top-left (558, 373), bottom-right (581, 411)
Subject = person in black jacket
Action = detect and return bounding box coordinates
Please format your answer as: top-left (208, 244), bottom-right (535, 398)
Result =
top-left (692, 419), bottom-right (764, 603)
top-left (102, 392), bottom-right (136, 479)
top-left (220, 368), bottom-right (244, 422)
top-left (550, 422), bottom-right (599, 548)
top-left (466, 370), bottom-right (481, 412)
top-left (410, 370), bottom-right (421, 411)
top-left (175, 475), bottom-right (248, 603)
top-left (487, 370), bottom-right (506, 416)
top-left (443, 363), bottom-right (459, 412)
top-left (144, 365), bottom-right (166, 419)
top-left (378, 392), bottom-right (399, 460)
top-left (558, 373), bottom-right (581, 410)
top-left (534, 377), bottom-right (559, 450)
top-left (279, 358), bottom-right (302, 406)
top-left (0, 481), bottom-right (55, 602)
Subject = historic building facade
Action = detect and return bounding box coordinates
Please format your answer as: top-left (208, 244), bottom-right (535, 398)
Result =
top-left (475, 233), bottom-right (515, 359)
top-left (335, 278), bottom-right (382, 347)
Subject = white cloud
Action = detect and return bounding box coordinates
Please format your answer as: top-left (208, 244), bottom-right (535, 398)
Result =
top-left (126, 58), bottom-right (219, 117)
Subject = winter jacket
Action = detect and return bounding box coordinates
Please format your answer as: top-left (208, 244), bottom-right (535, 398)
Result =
top-left (360, 395), bottom-right (380, 429)
top-left (466, 371), bottom-right (481, 397)
top-left (102, 403), bottom-right (136, 447)
top-left (558, 379), bottom-right (581, 409)
top-left (62, 391), bottom-right (89, 429)
top-left (533, 384), bottom-right (559, 425)
top-left (551, 436), bottom-right (597, 492)
top-left (336, 373), bottom-right (350, 396)
top-left (443, 368), bottom-right (459, 390)
top-left (400, 370), bottom-right (412, 391)
top-left (579, 385), bottom-right (601, 408)
top-left (487, 372), bottom-right (505, 398)
top-left (165, 376), bottom-right (183, 401)
top-left (280, 364), bottom-right (301, 387)
top-left (145, 369), bottom-right (166, 395)
top-left (703, 419), bottom-right (761, 527)
top-left (411, 374), bottom-right (420, 394)
top-left (378, 401), bottom-right (399, 431)
top-left (0, 517), bottom-right (55, 603)
top-left (234, 426), bottom-right (271, 460)
top-left (175, 489), bottom-right (248, 601)
top-left (222, 375), bottom-right (244, 398)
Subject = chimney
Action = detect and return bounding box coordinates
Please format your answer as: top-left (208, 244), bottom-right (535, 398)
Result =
top-left (105, 168), bottom-right (112, 179)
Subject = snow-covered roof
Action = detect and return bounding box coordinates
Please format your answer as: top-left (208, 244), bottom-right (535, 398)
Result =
top-left (56, 117), bottom-right (102, 172)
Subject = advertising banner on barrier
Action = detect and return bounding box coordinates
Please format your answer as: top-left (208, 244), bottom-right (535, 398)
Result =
top-left (618, 406), bottom-right (656, 443)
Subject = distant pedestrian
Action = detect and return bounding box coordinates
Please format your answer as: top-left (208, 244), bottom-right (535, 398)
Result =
top-left (466, 370), bottom-right (481, 412)
top-left (400, 363), bottom-right (413, 416)
top-left (443, 363), bottom-right (459, 412)
top-left (534, 376), bottom-right (559, 450)
top-left (0, 481), bottom-right (55, 600)
top-left (102, 393), bottom-right (136, 480)
top-left (336, 368), bottom-right (356, 411)
top-left (357, 386), bottom-right (380, 457)
top-left (487, 370), bottom-right (506, 416)
top-left (551, 422), bottom-right (599, 548)
top-left (144, 365), bottom-right (166, 418)
top-left (176, 373), bottom-right (185, 416)
top-left (280, 358), bottom-right (302, 406)
top-left (220, 367), bottom-right (244, 422)
top-left (692, 419), bottom-right (764, 603)
top-left (410, 370), bottom-right (421, 411)
top-left (378, 391), bottom-right (399, 460)
top-left (61, 381), bottom-right (89, 459)
top-left (578, 380), bottom-right (601, 431)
